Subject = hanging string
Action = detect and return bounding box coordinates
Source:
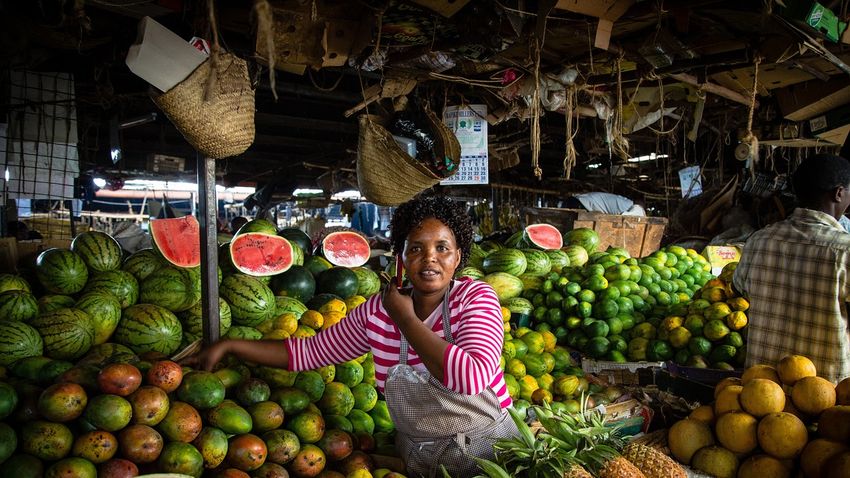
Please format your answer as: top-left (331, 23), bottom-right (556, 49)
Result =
top-left (563, 85), bottom-right (578, 179)
top-left (204, 0), bottom-right (221, 102)
top-left (742, 56), bottom-right (762, 177)
top-left (253, 0), bottom-right (277, 101)
top-left (611, 55), bottom-right (629, 160)
top-left (530, 39), bottom-right (544, 179)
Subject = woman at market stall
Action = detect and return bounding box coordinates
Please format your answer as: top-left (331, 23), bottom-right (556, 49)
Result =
top-left (189, 195), bottom-right (518, 477)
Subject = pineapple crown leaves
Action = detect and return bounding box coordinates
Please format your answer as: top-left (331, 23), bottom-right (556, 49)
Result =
top-left (489, 406), bottom-right (577, 478)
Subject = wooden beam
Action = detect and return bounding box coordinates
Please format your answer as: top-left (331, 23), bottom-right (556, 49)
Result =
top-left (667, 73), bottom-right (755, 107)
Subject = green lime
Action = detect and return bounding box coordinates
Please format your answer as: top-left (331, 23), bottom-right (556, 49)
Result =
top-left (647, 340), bottom-right (673, 361)
top-left (593, 299), bottom-right (619, 320)
top-left (605, 317), bottom-right (623, 335)
top-left (688, 336), bottom-right (712, 356)
top-left (607, 334), bottom-right (627, 353)
top-left (583, 319), bottom-right (610, 338)
top-left (606, 350), bottom-right (627, 363)
top-left (546, 291), bottom-right (564, 308)
top-left (585, 337), bottom-right (610, 358)
top-left (561, 296), bottom-right (579, 312)
top-left (577, 289), bottom-right (596, 303)
top-left (545, 308), bottom-right (563, 326)
top-left (565, 316), bottom-right (582, 330)
top-left (723, 331), bottom-right (744, 348)
top-left (566, 282), bottom-right (582, 296)
top-left (576, 301), bottom-right (593, 319)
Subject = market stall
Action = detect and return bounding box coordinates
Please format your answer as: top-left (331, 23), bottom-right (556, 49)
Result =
top-left (3, 0), bottom-right (850, 477)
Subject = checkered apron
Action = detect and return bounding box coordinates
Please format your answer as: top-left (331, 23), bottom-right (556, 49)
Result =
top-left (384, 287), bottom-right (519, 478)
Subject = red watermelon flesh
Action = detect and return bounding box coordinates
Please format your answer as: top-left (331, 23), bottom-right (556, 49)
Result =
top-left (150, 216), bottom-right (201, 268)
top-left (230, 233), bottom-right (294, 276)
top-left (321, 231), bottom-right (370, 267)
top-left (524, 224), bottom-right (563, 250)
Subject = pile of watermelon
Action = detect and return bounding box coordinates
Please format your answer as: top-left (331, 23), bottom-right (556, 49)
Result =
top-left (0, 218), bottom-right (404, 477)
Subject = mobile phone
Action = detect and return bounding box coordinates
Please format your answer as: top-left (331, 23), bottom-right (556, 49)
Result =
top-left (395, 255), bottom-right (404, 288)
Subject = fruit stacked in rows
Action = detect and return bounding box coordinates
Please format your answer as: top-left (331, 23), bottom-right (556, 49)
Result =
top-left (667, 354), bottom-right (850, 478)
top-left (0, 349), bottom-right (399, 477)
top-left (460, 225), bottom-right (716, 365)
top-left (639, 261), bottom-right (748, 370)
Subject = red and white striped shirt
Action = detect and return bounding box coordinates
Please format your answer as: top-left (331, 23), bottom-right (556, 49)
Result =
top-left (285, 278), bottom-right (511, 408)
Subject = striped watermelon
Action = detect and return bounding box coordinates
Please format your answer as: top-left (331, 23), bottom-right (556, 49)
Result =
top-left (521, 249), bottom-right (552, 276)
top-left (83, 270), bottom-right (139, 308)
top-left (0, 274), bottom-right (31, 294)
top-left (482, 272), bottom-right (524, 304)
top-left (38, 295), bottom-right (76, 314)
top-left (36, 248), bottom-right (89, 295)
top-left (114, 304), bottom-right (182, 355)
top-left (219, 274), bottom-right (276, 327)
top-left (562, 245), bottom-right (589, 267)
top-left (224, 326), bottom-right (263, 340)
top-left (71, 231), bottom-right (122, 272)
top-left (545, 249), bottom-right (571, 273)
top-left (122, 248), bottom-right (165, 281)
top-left (235, 219), bottom-right (277, 235)
top-left (179, 298), bottom-right (232, 337)
top-left (455, 267), bottom-right (485, 280)
top-left (275, 296), bottom-right (307, 318)
top-left (288, 240), bottom-right (304, 266)
top-left (30, 308), bottom-right (95, 360)
top-left (468, 242), bottom-right (488, 270)
top-left (139, 266), bottom-right (200, 312)
top-left (0, 290), bottom-right (38, 322)
top-left (75, 292), bottom-right (123, 345)
top-left (77, 342), bottom-right (139, 368)
top-left (482, 248), bottom-right (527, 276)
top-left (352, 267), bottom-right (380, 297)
top-left (0, 321), bottom-right (43, 365)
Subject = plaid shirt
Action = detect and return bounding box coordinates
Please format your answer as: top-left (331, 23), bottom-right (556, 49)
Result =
top-left (734, 208), bottom-right (850, 383)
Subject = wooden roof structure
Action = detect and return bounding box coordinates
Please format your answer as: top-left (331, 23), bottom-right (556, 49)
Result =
top-left (2, 0), bottom-right (850, 210)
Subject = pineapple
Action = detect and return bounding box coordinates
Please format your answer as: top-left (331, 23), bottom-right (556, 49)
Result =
top-left (565, 464), bottom-right (594, 478)
top-left (597, 456), bottom-right (647, 478)
top-left (621, 443), bottom-right (687, 478)
top-left (534, 400), bottom-right (645, 478)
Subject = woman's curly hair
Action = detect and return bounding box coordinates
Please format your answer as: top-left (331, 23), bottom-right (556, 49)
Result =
top-left (390, 195), bottom-right (473, 268)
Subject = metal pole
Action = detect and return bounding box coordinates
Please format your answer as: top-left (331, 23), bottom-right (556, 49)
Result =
top-left (197, 155), bottom-right (220, 345)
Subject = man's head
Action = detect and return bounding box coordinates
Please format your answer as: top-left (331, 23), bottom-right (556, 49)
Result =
top-left (792, 154), bottom-right (850, 219)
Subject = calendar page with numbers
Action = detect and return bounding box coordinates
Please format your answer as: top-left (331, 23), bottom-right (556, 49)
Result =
top-left (441, 105), bottom-right (489, 185)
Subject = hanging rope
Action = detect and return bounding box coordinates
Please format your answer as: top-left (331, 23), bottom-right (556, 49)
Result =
top-left (742, 56), bottom-right (762, 176)
top-left (253, 0), bottom-right (277, 100)
top-left (611, 55), bottom-right (629, 160)
top-left (204, 0), bottom-right (221, 102)
top-left (530, 39), bottom-right (543, 179)
top-left (563, 84), bottom-right (578, 179)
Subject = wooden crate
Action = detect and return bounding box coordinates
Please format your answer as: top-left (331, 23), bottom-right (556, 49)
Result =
top-left (523, 207), bottom-right (667, 258)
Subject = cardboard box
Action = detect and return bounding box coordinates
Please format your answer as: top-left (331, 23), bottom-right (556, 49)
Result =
top-left (701, 245), bottom-right (741, 276)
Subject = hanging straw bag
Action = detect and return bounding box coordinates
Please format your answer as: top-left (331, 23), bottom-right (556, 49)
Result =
top-left (356, 107), bottom-right (461, 206)
top-left (152, 52), bottom-right (255, 159)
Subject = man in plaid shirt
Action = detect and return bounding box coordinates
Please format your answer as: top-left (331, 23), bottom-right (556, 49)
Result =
top-left (734, 154), bottom-right (850, 384)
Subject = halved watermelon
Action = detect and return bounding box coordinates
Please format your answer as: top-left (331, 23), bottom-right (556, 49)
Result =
top-left (321, 231), bottom-right (371, 267)
top-left (150, 216), bottom-right (201, 268)
top-left (230, 233), bottom-right (294, 276)
top-left (523, 224), bottom-right (563, 250)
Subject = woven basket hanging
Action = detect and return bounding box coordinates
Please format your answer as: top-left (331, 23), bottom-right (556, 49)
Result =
top-left (152, 52), bottom-right (255, 159)
top-left (356, 108), bottom-right (461, 206)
